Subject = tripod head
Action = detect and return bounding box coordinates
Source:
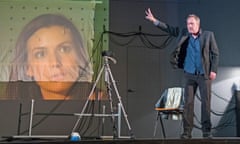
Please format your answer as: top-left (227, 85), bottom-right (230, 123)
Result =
top-left (102, 50), bottom-right (117, 64)
top-left (101, 50), bottom-right (113, 57)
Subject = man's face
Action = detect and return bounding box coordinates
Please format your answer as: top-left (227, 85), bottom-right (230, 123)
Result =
top-left (187, 17), bottom-right (200, 35)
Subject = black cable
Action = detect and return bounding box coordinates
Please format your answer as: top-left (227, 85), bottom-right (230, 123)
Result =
top-left (195, 91), bottom-right (236, 116)
top-left (109, 34), bottom-right (138, 47)
top-left (212, 91), bottom-right (235, 104)
top-left (140, 33), bottom-right (173, 49)
top-left (191, 91), bottom-right (237, 130)
top-left (105, 29), bottom-right (173, 50)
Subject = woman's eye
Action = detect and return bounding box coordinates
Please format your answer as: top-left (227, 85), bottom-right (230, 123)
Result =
top-left (59, 45), bottom-right (72, 53)
top-left (34, 50), bottom-right (45, 59)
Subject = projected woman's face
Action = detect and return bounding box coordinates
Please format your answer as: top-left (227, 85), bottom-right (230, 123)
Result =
top-left (26, 25), bottom-right (80, 97)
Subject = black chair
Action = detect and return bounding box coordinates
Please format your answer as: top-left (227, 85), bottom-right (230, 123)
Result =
top-left (153, 87), bottom-right (184, 138)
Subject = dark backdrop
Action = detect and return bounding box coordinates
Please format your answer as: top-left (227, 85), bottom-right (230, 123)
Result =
top-left (0, 0), bottom-right (240, 139)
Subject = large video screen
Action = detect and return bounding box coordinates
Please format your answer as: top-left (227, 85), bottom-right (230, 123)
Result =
top-left (0, 0), bottom-right (112, 137)
top-left (0, 0), bottom-right (107, 100)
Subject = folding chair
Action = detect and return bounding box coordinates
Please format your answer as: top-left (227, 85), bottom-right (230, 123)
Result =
top-left (153, 87), bottom-right (184, 138)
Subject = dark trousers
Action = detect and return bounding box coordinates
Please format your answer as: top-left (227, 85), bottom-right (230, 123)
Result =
top-left (183, 72), bottom-right (212, 134)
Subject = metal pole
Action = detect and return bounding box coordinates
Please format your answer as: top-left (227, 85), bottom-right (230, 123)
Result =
top-left (29, 99), bottom-right (34, 136)
top-left (118, 103), bottom-right (121, 138)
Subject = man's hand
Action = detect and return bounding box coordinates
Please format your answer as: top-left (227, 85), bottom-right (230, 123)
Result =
top-left (145, 8), bottom-right (157, 23)
top-left (209, 72), bottom-right (217, 80)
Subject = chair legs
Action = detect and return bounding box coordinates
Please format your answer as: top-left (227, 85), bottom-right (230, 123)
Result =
top-left (153, 115), bottom-right (158, 137)
top-left (153, 111), bottom-right (166, 138)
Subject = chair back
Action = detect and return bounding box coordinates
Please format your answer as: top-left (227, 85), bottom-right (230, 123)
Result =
top-left (155, 87), bottom-right (184, 120)
top-left (164, 87), bottom-right (184, 109)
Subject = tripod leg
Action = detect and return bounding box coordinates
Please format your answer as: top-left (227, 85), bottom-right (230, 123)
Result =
top-left (71, 66), bottom-right (104, 132)
top-left (105, 63), bottom-right (135, 138)
top-left (106, 83), bottom-right (119, 138)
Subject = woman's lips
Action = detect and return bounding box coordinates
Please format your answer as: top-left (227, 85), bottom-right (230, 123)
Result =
top-left (50, 73), bottom-right (65, 81)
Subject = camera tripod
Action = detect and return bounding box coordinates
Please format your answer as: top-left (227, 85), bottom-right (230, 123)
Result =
top-left (71, 51), bottom-right (134, 139)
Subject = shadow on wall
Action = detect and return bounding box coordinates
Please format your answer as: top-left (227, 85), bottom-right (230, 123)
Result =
top-left (210, 76), bottom-right (240, 137)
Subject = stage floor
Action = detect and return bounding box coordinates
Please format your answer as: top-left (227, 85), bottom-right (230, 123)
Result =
top-left (2, 137), bottom-right (240, 144)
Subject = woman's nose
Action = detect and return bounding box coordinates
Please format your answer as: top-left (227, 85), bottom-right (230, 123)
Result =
top-left (49, 54), bottom-right (62, 68)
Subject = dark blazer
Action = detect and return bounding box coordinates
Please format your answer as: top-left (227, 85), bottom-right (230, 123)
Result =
top-left (156, 20), bottom-right (219, 79)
